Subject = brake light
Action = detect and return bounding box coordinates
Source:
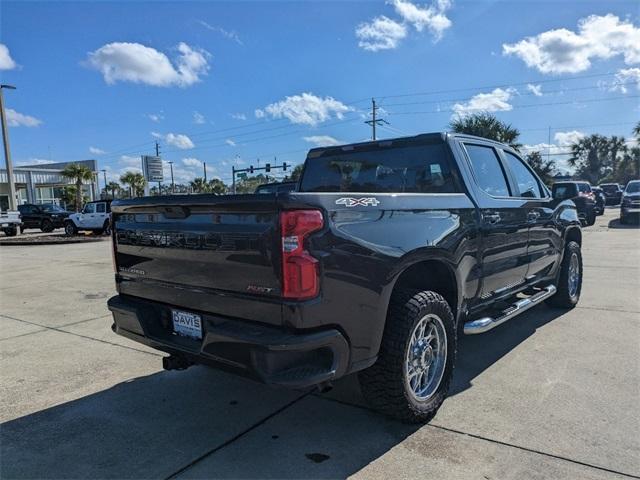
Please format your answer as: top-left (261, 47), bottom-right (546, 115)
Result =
top-left (280, 210), bottom-right (323, 300)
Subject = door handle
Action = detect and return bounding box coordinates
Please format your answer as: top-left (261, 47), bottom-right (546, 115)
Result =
top-left (484, 212), bottom-right (501, 224)
top-left (527, 211), bottom-right (540, 222)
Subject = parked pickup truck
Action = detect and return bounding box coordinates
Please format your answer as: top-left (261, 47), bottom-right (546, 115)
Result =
top-left (108, 132), bottom-right (583, 423)
top-left (1, 210), bottom-right (21, 236)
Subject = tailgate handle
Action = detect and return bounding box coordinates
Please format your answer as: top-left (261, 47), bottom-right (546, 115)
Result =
top-left (160, 206), bottom-right (190, 219)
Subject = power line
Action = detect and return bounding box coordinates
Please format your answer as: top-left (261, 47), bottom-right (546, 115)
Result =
top-left (376, 71), bottom-right (620, 101)
top-left (388, 95), bottom-right (639, 117)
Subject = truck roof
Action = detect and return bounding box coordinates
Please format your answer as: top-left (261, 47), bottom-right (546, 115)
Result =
top-left (306, 131), bottom-right (514, 159)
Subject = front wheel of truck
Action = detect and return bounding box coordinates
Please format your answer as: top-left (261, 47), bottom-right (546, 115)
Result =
top-left (359, 290), bottom-right (456, 424)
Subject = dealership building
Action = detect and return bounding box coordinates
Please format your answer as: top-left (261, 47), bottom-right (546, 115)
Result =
top-left (0, 160), bottom-right (99, 210)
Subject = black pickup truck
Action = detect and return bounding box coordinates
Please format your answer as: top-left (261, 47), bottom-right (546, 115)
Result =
top-left (108, 132), bottom-right (583, 423)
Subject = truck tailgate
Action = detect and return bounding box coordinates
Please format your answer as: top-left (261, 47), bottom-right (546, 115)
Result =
top-left (111, 195), bottom-right (283, 325)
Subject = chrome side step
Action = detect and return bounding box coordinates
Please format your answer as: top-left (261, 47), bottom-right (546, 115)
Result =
top-left (464, 285), bottom-right (557, 335)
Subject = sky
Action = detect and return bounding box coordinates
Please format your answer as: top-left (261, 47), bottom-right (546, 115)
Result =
top-left (1, 0), bottom-right (639, 186)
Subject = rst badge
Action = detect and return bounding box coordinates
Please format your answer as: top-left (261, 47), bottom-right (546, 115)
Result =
top-left (335, 197), bottom-right (380, 207)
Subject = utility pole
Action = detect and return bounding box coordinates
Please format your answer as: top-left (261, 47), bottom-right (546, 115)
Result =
top-left (203, 162), bottom-right (207, 182)
top-left (168, 161), bottom-right (175, 193)
top-left (0, 84), bottom-right (17, 211)
top-left (547, 126), bottom-right (551, 163)
top-left (232, 166), bottom-right (236, 195)
top-left (155, 141), bottom-right (161, 194)
top-left (364, 97), bottom-right (389, 141)
top-left (100, 169), bottom-right (107, 198)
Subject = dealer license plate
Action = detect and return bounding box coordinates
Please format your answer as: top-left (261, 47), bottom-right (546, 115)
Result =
top-left (171, 310), bottom-right (202, 339)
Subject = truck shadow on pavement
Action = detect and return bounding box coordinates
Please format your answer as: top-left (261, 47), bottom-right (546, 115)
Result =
top-left (0, 306), bottom-right (565, 479)
top-left (607, 218), bottom-right (640, 229)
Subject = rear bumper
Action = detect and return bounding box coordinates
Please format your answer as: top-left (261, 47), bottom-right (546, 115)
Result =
top-left (107, 295), bottom-right (350, 388)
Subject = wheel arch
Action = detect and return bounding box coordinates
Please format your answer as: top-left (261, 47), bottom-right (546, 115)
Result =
top-left (389, 258), bottom-right (460, 322)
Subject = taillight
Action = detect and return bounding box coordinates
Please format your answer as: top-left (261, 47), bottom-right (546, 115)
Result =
top-left (280, 209), bottom-right (323, 300)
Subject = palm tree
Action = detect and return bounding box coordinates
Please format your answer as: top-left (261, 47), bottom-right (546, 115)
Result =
top-left (569, 135), bottom-right (627, 184)
top-left (449, 113), bottom-right (521, 150)
top-left (208, 178), bottom-right (227, 195)
top-left (61, 163), bottom-right (95, 211)
top-left (190, 177), bottom-right (210, 193)
top-left (120, 171), bottom-right (146, 197)
top-left (633, 121), bottom-right (640, 141)
top-left (525, 151), bottom-right (556, 186)
top-left (106, 181), bottom-right (121, 199)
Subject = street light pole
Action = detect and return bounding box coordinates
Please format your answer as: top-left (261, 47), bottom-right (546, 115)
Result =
top-left (100, 169), bottom-right (107, 198)
top-left (0, 84), bottom-right (17, 211)
top-left (168, 161), bottom-right (175, 193)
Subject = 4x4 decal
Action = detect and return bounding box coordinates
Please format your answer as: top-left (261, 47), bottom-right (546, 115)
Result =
top-left (335, 197), bottom-right (381, 207)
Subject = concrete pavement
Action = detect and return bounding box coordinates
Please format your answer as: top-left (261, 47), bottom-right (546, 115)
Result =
top-left (1, 208), bottom-right (638, 479)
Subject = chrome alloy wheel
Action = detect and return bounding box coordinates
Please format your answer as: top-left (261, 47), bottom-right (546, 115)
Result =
top-left (568, 252), bottom-right (580, 299)
top-left (404, 313), bottom-right (447, 401)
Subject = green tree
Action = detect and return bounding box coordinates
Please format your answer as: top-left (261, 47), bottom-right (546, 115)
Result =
top-left (208, 178), bottom-right (227, 195)
top-left (449, 113), bottom-right (521, 149)
top-left (569, 134), bottom-right (627, 184)
top-left (283, 164), bottom-right (304, 182)
top-left (61, 163), bottom-right (94, 211)
top-left (525, 151), bottom-right (556, 186)
top-left (106, 181), bottom-right (121, 199)
top-left (190, 177), bottom-right (210, 193)
top-left (120, 171), bottom-right (146, 197)
top-left (235, 173), bottom-right (271, 194)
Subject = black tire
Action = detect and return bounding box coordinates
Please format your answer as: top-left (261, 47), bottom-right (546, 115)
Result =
top-left (3, 226), bottom-right (17, 237)
top-left (64, 221), bottom-right (77, 236)
top-left (41, 219), bottom-right (53, 233)
top-left (586, 210), bottom-right (596, 226)
top-left (620, 214), bottom-right (628, 225)
top-left (547, 241), bottom-right (582, 309)
top-left (359, 290), bottom-right (456, 423)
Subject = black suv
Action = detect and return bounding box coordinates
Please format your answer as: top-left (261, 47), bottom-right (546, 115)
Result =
top-left (599, 183), bottom-right (623, 205)
top-left (620, 180), bottom-right (640, 224)
top-left (17, 203), bottom-right (70, 232)
top-left (552, 181), bottom-right (596, 226)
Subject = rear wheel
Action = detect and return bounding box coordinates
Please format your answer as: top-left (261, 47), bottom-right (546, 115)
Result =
top-left (41, 219), bottom-right (53, 233)
top-left (64, 221), bottom-right (77, 236)
top-left (359, 290), bottom-right (456, 423)
top-left (586, 210), bottom-right (596, 226)
top-left (3, 226), bottom-right (17, 237)
top-left (547, 241), bottom-right (582, 308)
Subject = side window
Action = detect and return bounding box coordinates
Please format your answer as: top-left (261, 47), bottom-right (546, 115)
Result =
top-left (96, 203), bottom-right (106, 213)
top-left (83, 203), bottom-right (96, 214)
top-left (503, 152), bottom-right (542, 198)
top-left (464, 144), bottom-right (510, 197)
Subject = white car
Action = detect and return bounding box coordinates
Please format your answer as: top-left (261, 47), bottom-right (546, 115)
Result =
top-left (64, 200), bottom-right (111, 235)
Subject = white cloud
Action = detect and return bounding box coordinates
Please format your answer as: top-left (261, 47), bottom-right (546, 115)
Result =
top-left (198, 21), bottom-right (243, 45)
top-left (89, 146), bottom-right (106, 155)
top-left (150, 131), bottom-right (162, 139)
top-left (554, 130), bottom-right (585, 146)
top-left (257, 92), bottom-right (353, 126)
top-left (86, 42), bottom-right (210, 87)
top-left (526, 84), bottom-right (543, 96)
top-left (225, 139), bottom-right (236, 147)
top-left (165, 133), bottom-right (195, 149)
top-left (146, 113), bottom-right (164, 122)
top-left (502, 14), bottom-right (640, 74)
top-left (6, 109), bottom-right (42, 127)
top-left (120, 155), bottom-right (142, 168)
top-left (303, 135), bottom-right (342, 147)
top-left (356, 16), bottom-right (407, 52)
top-left (0, 44), bottom-right (17, 70)
top-left (452, 88), bottom-right (516, 117)
top-left (193, 111), bottom-right (206, 124)
top-left (182, 157), bottom-right (203, 168)
top-left (391, 0), bottom-right (452, 41)
top-left (608, 67), bottom-right (640, 93)
top-left (231, 112), bottom-right (247, 120)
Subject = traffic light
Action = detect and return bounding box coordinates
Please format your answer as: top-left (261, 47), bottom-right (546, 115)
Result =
top-left (249, 165), bottom-right (254, 174)
top-left (265, 163), bottom-right (271, 173)
top-left (283, 162), bottom-right (288, 171)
